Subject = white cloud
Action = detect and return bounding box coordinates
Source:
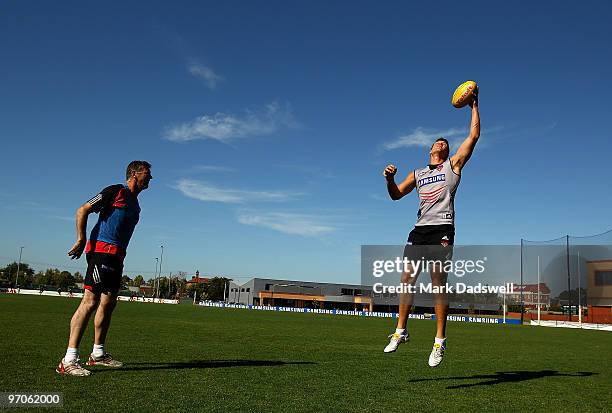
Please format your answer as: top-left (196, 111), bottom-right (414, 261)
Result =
top-left (191, 165), bottom-right (237, 173)
top-left (188, 64), bottom-right (223, 89)
top-left (177, 165), bottom-right (237, 176)
top-left (237, 212), bottom-right (335, 237)
top-left (174, 179), bottom-right (300, 204)
top-left (164, 101), bottom-right (297, 143)
top-left (383, 127), bottom-right (467, 151)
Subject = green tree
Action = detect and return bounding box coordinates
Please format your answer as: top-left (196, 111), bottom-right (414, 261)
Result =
top-left (33, 269), bottom-right (75, 288)
top-left (188, 283), bottom-right (207, 300)
top-left (20, 270), bottom-right (35, 287)
top-left (58, 271), bottom-right (75, 288)
top-left (175, 278), bottom-right (187, 295)
top-left (35, 270), bottom-right (52, 285)
top-left (46, 269), bottom-right (61, 286)
top-left (74, 271), bottom-right (83, 283)
top-left (0, 262), bottom-right (35, 286)
top-left (159, 277), bottom-right (181, 298)
top-left (132, 275), bottom-right (144, 287)
top-left (50, 269), bottom-right (66, 288)
top-left (205, 277), bottom-right (230, 301)
top-left (558, 288), bottom-right (587, 304)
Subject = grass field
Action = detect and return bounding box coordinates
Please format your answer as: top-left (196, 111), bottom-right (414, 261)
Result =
top-left (1, 294), bottom-right (611, 412)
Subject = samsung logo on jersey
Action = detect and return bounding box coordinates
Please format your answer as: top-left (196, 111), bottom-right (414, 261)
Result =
top-left (418, 174), bottom-right (446, 187)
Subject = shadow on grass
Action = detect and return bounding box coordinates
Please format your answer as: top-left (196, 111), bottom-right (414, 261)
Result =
top-left (407, 370), bottom-right (598, 389)
top-left (93, 359), bottom-right (316, 373)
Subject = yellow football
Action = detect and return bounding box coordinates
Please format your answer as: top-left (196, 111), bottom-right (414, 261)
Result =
top-left (451, 80), bottom-right (478, 108)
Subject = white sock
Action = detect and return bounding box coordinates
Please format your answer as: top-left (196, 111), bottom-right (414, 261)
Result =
top-left (435, 337), bottom-right (446, 346)
top-left (395, 328), bottom-right (407, 336)
top-left (92, 343), bottom-right (105, 358)
top-left (64, 347), bottom-right (78, 363)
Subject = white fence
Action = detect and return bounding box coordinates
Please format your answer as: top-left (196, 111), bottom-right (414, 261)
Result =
top-left (198, 301), bottom-right (524, 324)
top-left (530, 319), bottom-right (612, 332)
top-left (1, 288), bottom-right (179, 304)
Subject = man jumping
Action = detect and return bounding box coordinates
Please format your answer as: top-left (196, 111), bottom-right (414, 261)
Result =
top-left (56, 161), bottom-right (152, 376)
top-left (382, 91), bottom-right (480, 367)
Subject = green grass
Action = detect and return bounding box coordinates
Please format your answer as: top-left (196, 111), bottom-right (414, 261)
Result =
top-left (1, 294), bottom-right (611, 412)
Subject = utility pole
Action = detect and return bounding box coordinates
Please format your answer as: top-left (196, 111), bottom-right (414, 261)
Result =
top-left (154, 257), bottom-right (159, 298)
top-left (14, 246), bottom-right (24, 287)
top-left (159, 245), bottom-right (164, 298)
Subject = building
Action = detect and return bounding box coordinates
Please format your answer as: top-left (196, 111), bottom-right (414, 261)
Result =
top-left (139, 285), bottom-right (155, 296)
top-left (586, 260), bottom-right (612, 323)
top-left (186, 270), bottom-right (209, 289)
top-left (228, 278), bottom-right (373, 311)
top-left (506, 283), bottom-right (551, 310)
top-left (226, 278), bottom-right (501, 314)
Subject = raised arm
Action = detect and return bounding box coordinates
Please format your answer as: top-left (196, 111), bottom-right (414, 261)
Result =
top-left (384, 164), bottom-right (416, 201)
top-left (450, 93), bottom-right (480, 174)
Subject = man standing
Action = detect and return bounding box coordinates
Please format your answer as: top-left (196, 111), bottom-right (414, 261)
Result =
top-left (56, 161), bottom-right (152, 376)
top-left (382, 91), bottom-right (479, 367)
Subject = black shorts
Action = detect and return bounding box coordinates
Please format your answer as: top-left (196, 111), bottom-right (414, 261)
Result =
top-left (84, 252), bottom-right (123, 294)
top-left (404, 224), bottom-right (455, 262)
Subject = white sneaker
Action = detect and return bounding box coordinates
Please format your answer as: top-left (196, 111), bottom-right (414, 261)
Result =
top-left (428, 342), bottom-right (446, 367)
top-left (86, 353), bottom-right (123, 368)
top-left (383, 332), bottom-right (409, 353)
top-left (56, 358), bottom-right (91, 376)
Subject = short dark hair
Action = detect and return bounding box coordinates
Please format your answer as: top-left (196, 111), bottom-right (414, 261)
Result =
top-left (431, 137), bottom-right (449, 150)
top-left (126, 160), bottom-right (152, 180)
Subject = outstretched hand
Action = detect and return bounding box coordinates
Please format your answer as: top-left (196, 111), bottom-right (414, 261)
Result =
top-left (469, 86), bottom-right (479, 108)
top-left (68, 239), bottom-right (86, 260)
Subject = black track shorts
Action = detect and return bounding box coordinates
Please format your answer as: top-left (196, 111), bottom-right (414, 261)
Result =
top-left (403, 224), bottom-right (455, 262)
top-left (84, 252), bottom-right (123, 294)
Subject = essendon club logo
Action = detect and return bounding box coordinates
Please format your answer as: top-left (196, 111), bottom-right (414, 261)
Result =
top-left (440, 236), bottom-right (450, 247)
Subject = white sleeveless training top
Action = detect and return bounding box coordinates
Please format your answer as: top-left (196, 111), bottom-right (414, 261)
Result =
top-left (414, 159), bottom-right (461, 226)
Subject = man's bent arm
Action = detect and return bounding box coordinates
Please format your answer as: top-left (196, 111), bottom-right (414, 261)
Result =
top-left (388, 171), bottom-right (416, 200)
top-left (76, 203), bottom-right (93, 241)
top-left (68, 203), bottom-right (94, 259)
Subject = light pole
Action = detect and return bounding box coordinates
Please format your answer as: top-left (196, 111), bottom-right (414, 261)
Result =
top-left (169, 271), bottom-right (173, 297)
top-left (537, 255), bottom-right (541, 325)
top-left (578, 251), bottom-right (582, 324)
top-left (15, 246), bottom-right (24, 287)
top-left (154, 257), bottom-right (159, 298)
top-left (159, 245), bottom-right (164, 298)
top-left (502, 281), bottom-right (507, 324)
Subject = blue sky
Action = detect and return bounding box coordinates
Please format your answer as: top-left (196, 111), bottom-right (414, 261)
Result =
top-left (1, 1), bottom-right (611, 284)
